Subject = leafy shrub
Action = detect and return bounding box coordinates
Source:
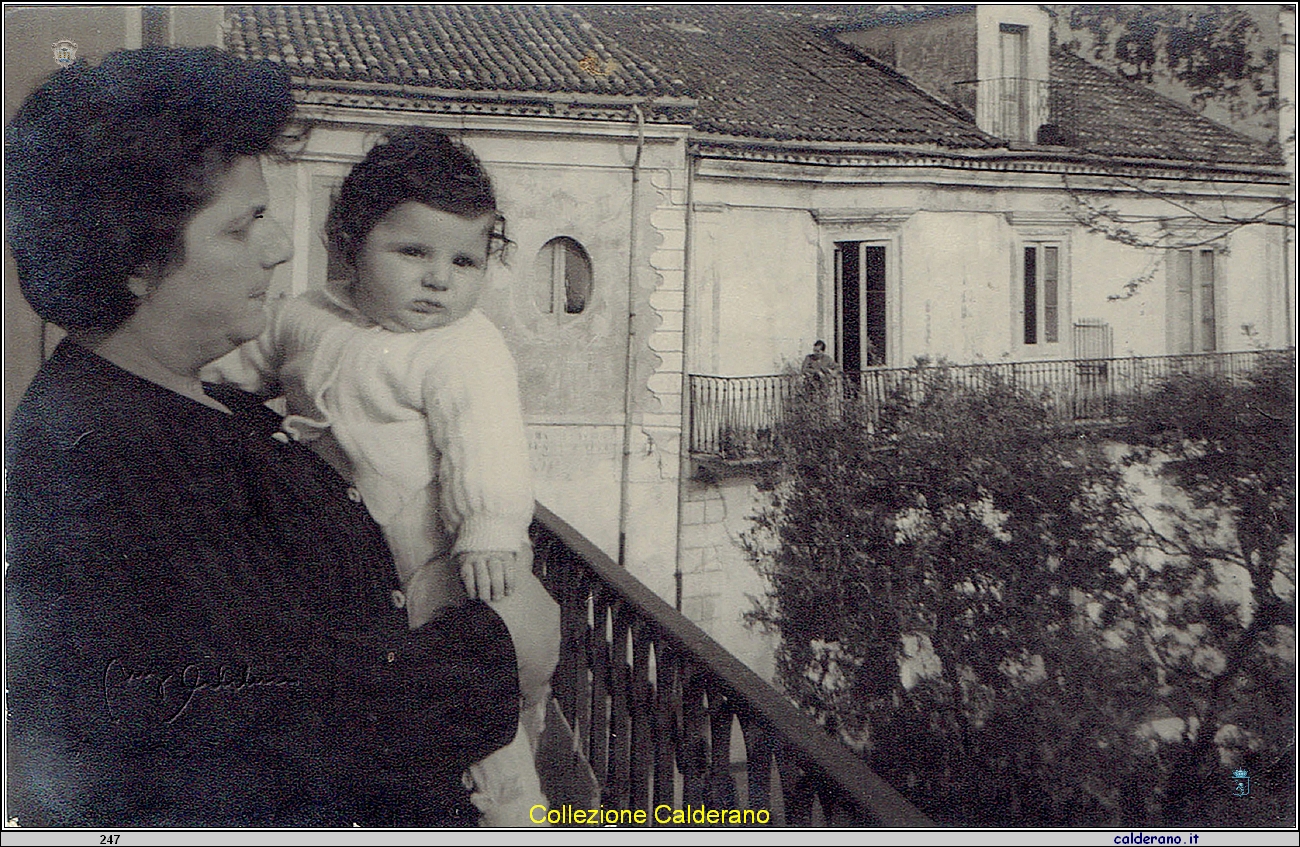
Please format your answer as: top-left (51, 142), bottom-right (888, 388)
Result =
top-left (747, 355), bottom-right (1295, 826)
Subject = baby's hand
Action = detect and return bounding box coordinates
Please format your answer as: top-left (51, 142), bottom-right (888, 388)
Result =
top-left (458, 550), bottom-right (517, 603)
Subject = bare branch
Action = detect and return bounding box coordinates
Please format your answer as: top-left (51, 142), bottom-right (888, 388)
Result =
top-left (1061, 171), bottom-right (1295, 251)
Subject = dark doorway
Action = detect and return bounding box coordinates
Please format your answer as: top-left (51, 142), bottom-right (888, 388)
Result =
top-left (835, 242), bottom-right (887, 372)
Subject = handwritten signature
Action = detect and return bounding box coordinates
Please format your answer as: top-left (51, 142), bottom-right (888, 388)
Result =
top-left (103, 659), bottom-right (300, 726)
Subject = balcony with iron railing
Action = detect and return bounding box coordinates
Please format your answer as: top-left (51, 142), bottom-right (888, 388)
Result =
top-left (688, 349), bottom-right (1291, 461)
top-left (529, 503), bottom-right (933, 826)
top-left (950, 77), bottom-right (1082, 146)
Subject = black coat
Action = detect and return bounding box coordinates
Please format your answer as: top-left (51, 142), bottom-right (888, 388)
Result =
top-left (5, 341), bottom-right (520, 826)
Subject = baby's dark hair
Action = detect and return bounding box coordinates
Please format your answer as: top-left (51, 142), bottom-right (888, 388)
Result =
top-left (327, 128), bottom-right (508, 269)
top-left (5, 47), bottom-right (294, 333)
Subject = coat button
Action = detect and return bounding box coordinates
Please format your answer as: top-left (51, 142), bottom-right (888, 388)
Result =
top-left (347, 487), bottom-right (362, 503)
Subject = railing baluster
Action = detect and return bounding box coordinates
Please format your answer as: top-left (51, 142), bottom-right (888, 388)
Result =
top-left (606, 601), bottom-right (632, 808)
top-left (679, 660), bottom-right (709, 805)
top-left (589, 586), bottom-right (610, 786)
top-left (775, 743), bottom-right (815, 826)
top-left (653, 642), bottom-right (679, 808)
top-left (574, 584), bottom-right (593, 762)
top-left (818, 779), bottom-right (865, 826)
top-left (707, 685), bottom-right (737, 809)
top-left (739, 714), bottom-right (776, 814)
top-left (552, 549), bottom-right (583, 731)
top-left (629, 620), bottom-right (653, 812)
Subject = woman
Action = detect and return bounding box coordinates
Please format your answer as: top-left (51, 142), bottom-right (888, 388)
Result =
top-left (4, 47), bottom-right (520, 826)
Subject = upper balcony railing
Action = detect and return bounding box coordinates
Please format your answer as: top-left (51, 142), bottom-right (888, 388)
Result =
top-left (689, 349), bottom-right (1291, 461)
top-left (529, 503), bottom-right (933, 826)
top-left (951, 77), bottom-right (1080, 145)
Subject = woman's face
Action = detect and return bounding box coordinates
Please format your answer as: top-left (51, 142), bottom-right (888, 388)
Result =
top-left (141, 156), bottom-right (291, 360)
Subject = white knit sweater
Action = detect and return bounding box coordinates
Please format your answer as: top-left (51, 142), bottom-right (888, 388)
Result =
top-left (207, 287), bottom-right (534, 586)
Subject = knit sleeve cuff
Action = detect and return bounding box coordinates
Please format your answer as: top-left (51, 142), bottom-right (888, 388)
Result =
top-left (450, 512), bottom-right (531, 556)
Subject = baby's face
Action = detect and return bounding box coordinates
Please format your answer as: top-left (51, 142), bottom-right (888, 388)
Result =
top-left (351, 202), bottom-right (495, 333)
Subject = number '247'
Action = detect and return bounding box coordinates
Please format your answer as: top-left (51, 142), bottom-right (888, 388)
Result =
top-left (100, 836), bottom-right (120, 845)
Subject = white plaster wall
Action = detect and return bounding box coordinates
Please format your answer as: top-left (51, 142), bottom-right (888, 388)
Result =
top-left (1070, 227), bottom-right (1166, 357)
top-left (900, 211), bottom-right (1012, 363)
top-left (527, 424), bottom-right (622, 556)
top-left (679, 476), bottom-right (779, 681)
top-left (691, 206), bottom-right (821, 375)
top-left (1220, 222), bottom-right (1287, 350)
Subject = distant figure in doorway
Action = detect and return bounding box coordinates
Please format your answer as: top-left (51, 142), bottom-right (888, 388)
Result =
top-left (863, 333), bottom-right (882, 367)
top-left (801, 340), bottom-right (845, 418)
top-left (802, 340), bottom-right (843, 383)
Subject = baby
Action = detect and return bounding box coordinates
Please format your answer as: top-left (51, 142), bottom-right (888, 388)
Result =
top-left (207, 128), bottom-right (559, 826)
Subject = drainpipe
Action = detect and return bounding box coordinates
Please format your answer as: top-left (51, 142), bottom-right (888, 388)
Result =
top-left (673, 144), bottom-right (697, 612)
top-left (617, 104), bottom-right (646, 567)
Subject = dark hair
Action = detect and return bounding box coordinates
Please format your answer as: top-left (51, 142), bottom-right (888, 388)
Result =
top-left (814, 340), bottom-right (827, 351)
top-left (4, 47), bottom-right (295, 333)
top-left (326, 127), bottom-right (508, 271)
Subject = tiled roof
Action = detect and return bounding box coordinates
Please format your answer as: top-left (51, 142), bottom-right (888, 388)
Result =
top-left (225, 4), bottom-right (995, 148)
top-left (575, 5), bottom-right (998, 148)
top-left (1050, 50), bottom-right (1280, 166)
top-left (224, 5), bottom-right (1279, 165)
top-left (224, 5), bottom-right (685, 97)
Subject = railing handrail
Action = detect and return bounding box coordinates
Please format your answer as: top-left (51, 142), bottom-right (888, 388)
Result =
top-left (533, 501), bottom-right (935, 827)
top-left (690, 346), bottom-right (1295, 383)
top-left (688, 349), bottom-right (1294, 458)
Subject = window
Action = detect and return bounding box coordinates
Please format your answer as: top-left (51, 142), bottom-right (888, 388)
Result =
top-left (1022, 243), bottom-right (1062, 347)
top-left (834, 241), bottom-right (888, 371)
top-left (534, 237), bottom-right (592, 315)
top-left (998, 24), bottom-right (1028, 141)
top-left (1167, 249), bottom-right (1217, 353)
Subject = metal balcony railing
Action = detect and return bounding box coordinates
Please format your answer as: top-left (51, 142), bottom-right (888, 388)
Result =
top-left (688, 349), bottom-right (1292, 460)
top-left (690, 374), bottom-right (796, 462)
top-left (529, 503), bottom-right (933, 826)
top-left (950, 77), bottom-right (1081, 145)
